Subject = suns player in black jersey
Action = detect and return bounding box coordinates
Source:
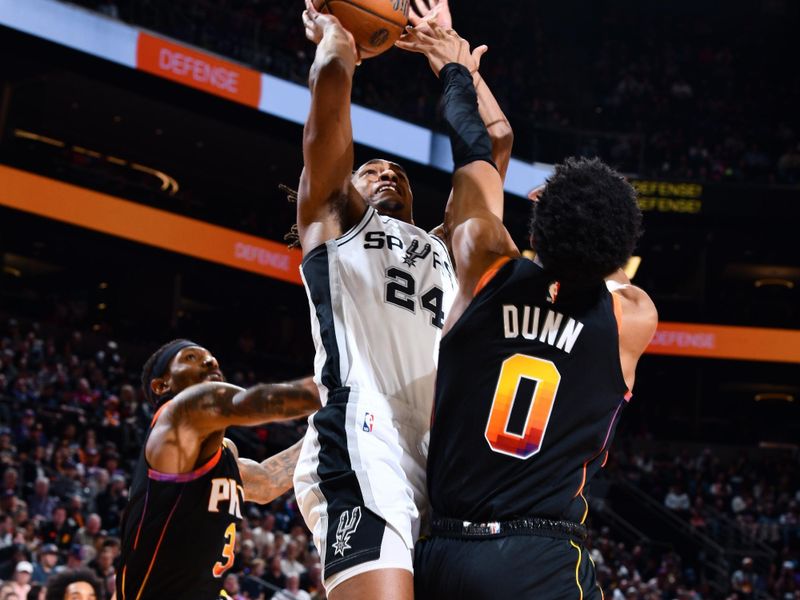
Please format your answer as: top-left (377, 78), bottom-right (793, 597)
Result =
top-left (398, 24), bottom-right (658, 599)
top-left (116, 339), bottom-right (320, 600)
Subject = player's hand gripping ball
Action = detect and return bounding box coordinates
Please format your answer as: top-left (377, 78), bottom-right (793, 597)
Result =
top-left (313, 0), bottom-right (410, 59)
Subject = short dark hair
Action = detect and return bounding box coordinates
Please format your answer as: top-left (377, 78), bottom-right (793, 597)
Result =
top-left (531, 157), bottom-right (642, 287)
top-left (354, 159), bottom-right (409, 182)
top-left (140, 338), bottom-right (189, 407)
top-left (45, 569), bottom-right (103, 600)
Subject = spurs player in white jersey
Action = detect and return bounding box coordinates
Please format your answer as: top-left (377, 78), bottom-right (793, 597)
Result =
top-left (295, 1), bottom-right (513, 598)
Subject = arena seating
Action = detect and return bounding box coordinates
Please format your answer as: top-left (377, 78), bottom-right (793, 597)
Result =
top-left (64, 0), bottom-right (800, 184)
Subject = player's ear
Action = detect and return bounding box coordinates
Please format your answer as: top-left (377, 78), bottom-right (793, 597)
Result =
top-left (151, 377), bottom-right (170, 396)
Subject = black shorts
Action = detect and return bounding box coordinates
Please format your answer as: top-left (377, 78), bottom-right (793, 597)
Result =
top-left (414, 534), bottom-right (603, 600)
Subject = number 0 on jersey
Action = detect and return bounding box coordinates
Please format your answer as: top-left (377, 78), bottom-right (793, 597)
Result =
top-left (484, 354), bottom-right (561, 459)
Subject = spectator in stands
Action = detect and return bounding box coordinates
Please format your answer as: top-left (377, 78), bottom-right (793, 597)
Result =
top-left (264, 554), bottom-right (286, 592)
top-left (664, 485), bottom-right (691, 513)
top-left (221, 573), bottom-right (244, 600)
top-left (1, 469), bottom-right (20, 498)
top-left (63, 546), bottom-right (85, 572)
top-left (273, 574), bottom-right (310, 600)
top-left (31, 544), bottom-right (59, 585)
top-left (233, 539), bottom-right (256, 574)
top-left (731, 557), bottom-right (760, 598)
top-left (279, 539), bottom-right (305, 579)
top-left (240, 558), bottom-right (269, 600)
top-left (27, 478), bottom-right (57, 520)
top-left (13, 410), bottom-right (36, 447)
top-left (303, 562), bottom-right (324, 600)
top-left (73, 514), bottom-right (102, 550)
top-left (773, 561), bottom-right (798, 597)
top-left (40, 506), bottom-right (75, 550)
top-left (86, 546), bottom-right (114, 583)
top-left (251, 512), bottom-right (276, 551)
top-left (93, 475), bottom-right (125, 529)
top-left (0, 515), bottom-right (15, 550)
top-left (8, 561), bottom-right (32, 599)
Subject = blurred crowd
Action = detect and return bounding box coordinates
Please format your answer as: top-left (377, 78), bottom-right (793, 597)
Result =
top-left (586, 527), bottom-right (708, 600)
top-left (0, 316), bottom-right (321, 599)
top-left (64, 0), bottom-right (800, 184)
top-left (616, 448), bottom-right (800, 599)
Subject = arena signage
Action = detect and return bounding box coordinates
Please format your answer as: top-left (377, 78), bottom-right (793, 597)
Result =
top-left (646, 322), bottom-right (800, 364)
top-left (0, 165), bottom-right (303, 284)
top-left (136, 33), bottom-right (261, 108)
top-left (631, 180), bottom-right (703, 214)
top-left (0, 0), bottom-right (554, 193)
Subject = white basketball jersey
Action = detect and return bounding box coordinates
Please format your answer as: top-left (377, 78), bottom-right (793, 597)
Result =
top-left (300, 206), bottom-right (457, 419)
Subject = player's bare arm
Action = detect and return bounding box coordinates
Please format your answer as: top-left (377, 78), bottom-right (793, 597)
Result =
top-left (606, 269), bottom-right (659, 390)
top-left (398, 23), bottom-right (518, 322)
top-left (402, 2), bottom-right (513, 247)
top-left (237, 439), bottom-right (305, 504)
top-left (407, 0), bottom-right (513, 177)
top-left (147, 377), bottom-right (320, 474)
top-left (298, 0), bottom-right (365, 254)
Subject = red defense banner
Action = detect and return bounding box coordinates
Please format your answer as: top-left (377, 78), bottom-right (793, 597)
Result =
top-left (0, 165), bottom-right (302, 285)
top-left (646, 321), bottom-right (800, 364)
top-left (136, 32), bottom-right (261, 108)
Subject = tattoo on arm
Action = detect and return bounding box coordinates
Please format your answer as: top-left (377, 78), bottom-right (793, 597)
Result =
top-left (166, 378), bottom-right (319, 433)
top-left (240, 440), bottom-right (304, 504)
top-left (229, 378), bottom-right (320, 422)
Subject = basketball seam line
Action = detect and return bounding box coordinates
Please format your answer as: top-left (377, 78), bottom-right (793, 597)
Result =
top-left (322, 0), bottom-right (407, 30)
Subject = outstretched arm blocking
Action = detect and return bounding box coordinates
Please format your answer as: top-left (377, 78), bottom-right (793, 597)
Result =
top-left (147, 378), bottom-right (320, 475)
top-left (163, 377), bottom-right (320, 436)
top-left (405, 0), bottom-right (513, 177)
top-left (439, 62), bottom-right (519, 291)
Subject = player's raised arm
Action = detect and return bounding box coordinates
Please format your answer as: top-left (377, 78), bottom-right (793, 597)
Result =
top-left (298, 0), bottom-right (363, 254)
top-left (406, 0), bottom-right (514, 177)
top-left (397, 24), bottom-right (518, 298)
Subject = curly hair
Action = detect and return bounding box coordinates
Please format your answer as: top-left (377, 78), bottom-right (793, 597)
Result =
top-left (140, 338), bottom-right (189, 407)
top-left (530, 157), bottom-right (642, 287)
top-left (44, 568), bottom-right (103, 600)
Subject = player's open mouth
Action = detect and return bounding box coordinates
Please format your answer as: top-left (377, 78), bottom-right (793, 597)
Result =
top-left (375, 183), bottom-right (399, 195)
top-left (206, 371), bottom-right (223, 382)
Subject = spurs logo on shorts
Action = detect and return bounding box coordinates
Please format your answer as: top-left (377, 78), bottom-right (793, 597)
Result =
top-left (332, 507), bottom-right (362, 556)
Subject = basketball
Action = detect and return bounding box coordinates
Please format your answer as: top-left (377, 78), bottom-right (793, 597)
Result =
top-left (314, 0), bottom-right (409, 59)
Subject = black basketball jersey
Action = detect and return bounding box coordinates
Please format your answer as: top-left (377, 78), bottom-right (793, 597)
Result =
top-left (427, 258), bottom-right (629, 525)
top-left (118, 409), bottom-right (243, 600)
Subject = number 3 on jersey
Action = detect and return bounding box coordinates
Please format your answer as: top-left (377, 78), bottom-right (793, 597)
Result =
top-left (212, 523), bottom-right (236, 577)
top-left (484, 354), bottom-right (561, 459)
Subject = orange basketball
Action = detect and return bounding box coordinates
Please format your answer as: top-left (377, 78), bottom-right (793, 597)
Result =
top-left (314, 0), bottom-right (409, 59)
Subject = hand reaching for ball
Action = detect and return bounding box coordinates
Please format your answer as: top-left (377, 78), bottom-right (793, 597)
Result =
top-left (409, 0), bottom-right (453, 30)
top-left (395, 20), bottom-right (488, 78)
top-left (302, 0), bottom-right (360, 63)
